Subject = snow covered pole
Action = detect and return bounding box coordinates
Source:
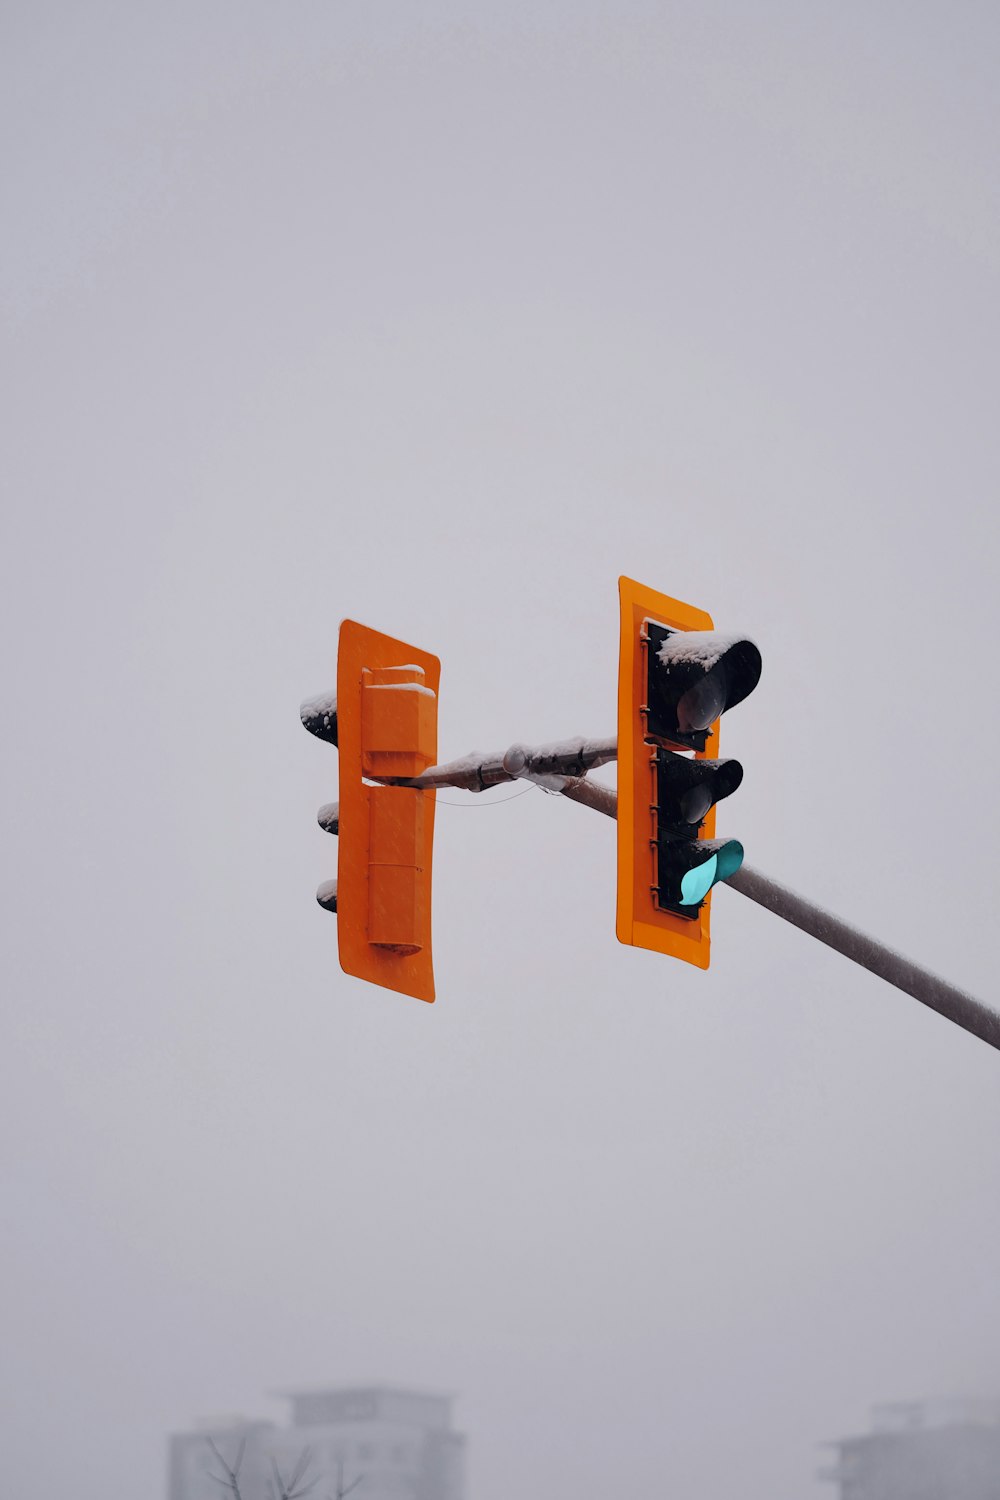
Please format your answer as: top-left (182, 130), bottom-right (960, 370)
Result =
top-left (384, 735), bottom-right (618, 792)
top-left (535, 772), bottom-right (1000, 1054)
top-left (723, 864), bottom-right (1000, 1052)
top-left (377, 731), bottom-right (1000, 1052)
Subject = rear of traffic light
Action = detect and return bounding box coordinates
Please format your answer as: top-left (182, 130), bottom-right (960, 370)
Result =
top-left (301, 620), bottom-right (440, 1002)
top-left (617, 577), bottom-right (761, 968)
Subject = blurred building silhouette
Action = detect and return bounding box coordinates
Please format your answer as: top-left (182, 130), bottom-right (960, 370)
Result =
top-left (169, 1386), bottom-right (465, 1500)
top-left (820, 1398), bottom-right (1000, 1499)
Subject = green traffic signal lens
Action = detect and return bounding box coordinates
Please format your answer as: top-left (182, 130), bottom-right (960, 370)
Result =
top-left (715, 839), bottom-right (744, 883)
top-left (679, 854), bottom-right (719, 905)
top-left (668, 837), bottom-right (744, 909)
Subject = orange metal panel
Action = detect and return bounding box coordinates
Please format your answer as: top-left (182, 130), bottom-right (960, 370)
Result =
top-left (337, 621), bottom-right (439, 1002)
top-left (361, 666), bottom-right (437, 779)
top-left (368, 786), bottom-right (425, 954)
top-left (616, 576), bottom-right (719, 969)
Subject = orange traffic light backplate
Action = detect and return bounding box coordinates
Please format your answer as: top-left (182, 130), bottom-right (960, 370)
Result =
top-left (337, 620), bottom-right (440, 1002)
top-left (616, 576), bottom-right (720, 969)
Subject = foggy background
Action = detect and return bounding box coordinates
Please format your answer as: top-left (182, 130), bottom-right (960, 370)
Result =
top-left (3, 3), bottom-right (1000, 1497)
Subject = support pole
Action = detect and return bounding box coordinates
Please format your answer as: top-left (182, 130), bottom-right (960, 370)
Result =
top-left (562, 780), bottom-right (1000, 1053)
top-left (555, 775), bottom-right (620, 820)
top-left (380, 731), bottom-right (1000, 1052)
top-left (388, 735), bottom-right (618, 792)
top-left (724, 864), bottom-right (1000, 1051)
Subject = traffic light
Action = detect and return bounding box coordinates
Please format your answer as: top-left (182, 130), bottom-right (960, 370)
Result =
top-left (617, 576), bottom-right (761, 968)
top-left (301, 620), bottom-right (440, 1002)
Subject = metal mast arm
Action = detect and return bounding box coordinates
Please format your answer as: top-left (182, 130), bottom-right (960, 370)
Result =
top-left (377, 732), bottom-right (1000, 1052)
top-left (724, 863), bottom-right (1000, 1051)
top-left (491, 738), bottom-right (1000, 1054)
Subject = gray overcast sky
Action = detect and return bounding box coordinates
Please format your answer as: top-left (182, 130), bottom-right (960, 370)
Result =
top-left (3, 3), bottom-right (999, 1498)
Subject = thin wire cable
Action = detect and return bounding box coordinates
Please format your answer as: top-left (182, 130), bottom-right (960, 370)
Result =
top-left (434, 785), bottom-right (537, 808)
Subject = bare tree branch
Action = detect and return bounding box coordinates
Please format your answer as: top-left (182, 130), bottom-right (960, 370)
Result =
top-left (204, 1437), bottom-right (246, 1500)
top-left (270, 1447), bottom-right (320, 1500)
top-left (328, 1459), bottom-right (365, 1500)
top-left (288, 1448), bottom-right (313, 1492)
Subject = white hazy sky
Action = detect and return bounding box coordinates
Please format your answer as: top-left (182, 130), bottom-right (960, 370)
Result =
top-left (3, 4), bottom-right (1000, 1498)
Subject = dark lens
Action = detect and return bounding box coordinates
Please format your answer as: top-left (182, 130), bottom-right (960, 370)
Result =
top-left (676, 661), bottom-right (728, 732)
top-left (680, 784), bottom-right (713, 823)
top-left (714, 760), bottom-right (743, 799)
